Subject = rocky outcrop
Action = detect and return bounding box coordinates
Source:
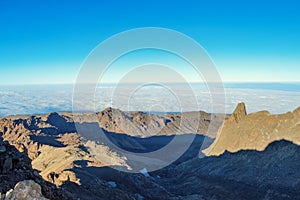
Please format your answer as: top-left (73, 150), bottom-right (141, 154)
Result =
top-left (0, 136), bottom-right (31, 191)
top-left (0, 114), bottom-right (88, 187)
top-left (204, 103), bottom-right (300, 156)
top-left (0, 134), bottom-right (70, 199)
top-left (228, 102), bottom-right (247, 123)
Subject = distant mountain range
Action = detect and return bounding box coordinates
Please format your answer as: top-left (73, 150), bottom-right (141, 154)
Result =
top-left (0, 104), bottom-right (300, 199)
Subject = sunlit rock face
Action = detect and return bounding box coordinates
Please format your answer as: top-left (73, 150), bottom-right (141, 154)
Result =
top-left (204, 103), bottom-right (300, 156)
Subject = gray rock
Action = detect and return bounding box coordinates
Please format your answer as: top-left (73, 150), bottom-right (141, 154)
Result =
top-left (0, 193), bottom-right (5, 200)
top-left (5, 180), bottom-right (48, 200)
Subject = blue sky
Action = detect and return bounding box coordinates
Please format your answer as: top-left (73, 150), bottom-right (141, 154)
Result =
top-left (0, 0), bottom-right (299, 84)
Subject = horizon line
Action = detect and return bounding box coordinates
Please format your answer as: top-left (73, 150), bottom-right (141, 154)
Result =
top-left (1, 81), bottom-right (300, 86)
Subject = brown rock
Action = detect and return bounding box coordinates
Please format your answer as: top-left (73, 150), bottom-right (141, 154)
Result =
top-left (96, 107), bottom-right (226, 137)
top-left (293, 106), bottom-right (300, 116)
top-left (14, 143), bottom-right (25, 153)
top-left (204, 103), bottom-right (300, 156)
top-left (229, 102), bottom-right (247, 123)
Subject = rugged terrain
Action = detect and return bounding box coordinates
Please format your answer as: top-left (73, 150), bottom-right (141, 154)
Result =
top-left (204, 102), bottom-right (300, 155)
top-left (0, 132), bottom-right (69, 199)
top-left (0, 105), bottom-right (299, 199)
top-left (72, 107), bottom-right (226, 138)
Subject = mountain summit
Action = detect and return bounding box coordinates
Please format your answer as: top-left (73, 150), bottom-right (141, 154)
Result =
top-left (230, 102), bottom-right (247, 123)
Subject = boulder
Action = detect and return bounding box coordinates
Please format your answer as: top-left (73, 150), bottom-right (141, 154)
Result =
top-left (5, 180), bottom-right (48, 200)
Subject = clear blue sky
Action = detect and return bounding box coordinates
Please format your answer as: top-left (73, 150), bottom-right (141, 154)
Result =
top-left (0, 0), bottom-right (299, 84)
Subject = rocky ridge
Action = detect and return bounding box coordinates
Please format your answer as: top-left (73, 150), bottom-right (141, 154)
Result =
top-left (85, 107), bottom-right (226, 138)
top-left (204, 102), bottom-right (300, 156)
top-left (0, 105), bottom-right (300, 199)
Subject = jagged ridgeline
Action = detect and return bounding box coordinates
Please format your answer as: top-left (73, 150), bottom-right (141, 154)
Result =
top-left (0, 104), bottom-right (300, 199)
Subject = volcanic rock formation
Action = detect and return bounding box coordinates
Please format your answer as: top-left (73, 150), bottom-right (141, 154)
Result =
top-left (204, 102), bottom-right (300, 156)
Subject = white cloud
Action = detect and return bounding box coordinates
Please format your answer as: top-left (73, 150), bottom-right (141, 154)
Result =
top-left (0, 83), bottom-right (299, 116)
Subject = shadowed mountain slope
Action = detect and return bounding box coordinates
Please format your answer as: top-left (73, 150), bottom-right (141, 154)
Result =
top-left (155, 140), bottom-right (300, 200)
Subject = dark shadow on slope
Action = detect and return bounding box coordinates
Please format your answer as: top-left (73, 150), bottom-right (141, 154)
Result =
top-left (25, 113), bottom-right (77, 135)
top-left (63, 161), bottom-right (170, 200)
top-left (41, 112), bottom-right (77, 134)
top-left (18, 113), bottom-right (77, 148)
top-left (78, 144), bottom-right (89, 153)
top-left (60, 163), bottom-right (139, 200)
top-left (76, 122), bottom-right (212, 153)
top-left (155, 140), bottom-right (300, 200)
top-left (59, 140), bottom-right (300, 200)
top-left (30, 135), bottom-right (66, 147)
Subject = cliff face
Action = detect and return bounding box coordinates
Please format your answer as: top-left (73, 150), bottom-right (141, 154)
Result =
top-left (204, 102), bottom-right (300, 156)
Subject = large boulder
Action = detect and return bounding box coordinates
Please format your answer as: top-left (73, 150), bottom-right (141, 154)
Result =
top-left (4, 180), bottom-right (48, 200)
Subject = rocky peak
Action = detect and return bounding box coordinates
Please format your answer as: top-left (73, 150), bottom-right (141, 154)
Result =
top-left (229, 102), bottom-right (247, 123)
top-left (99, 107), bottom-right (123, 115)
top-left (41, 112), bottom-right (66, 125)
top-left (294, 106), bottom-right (300, 116)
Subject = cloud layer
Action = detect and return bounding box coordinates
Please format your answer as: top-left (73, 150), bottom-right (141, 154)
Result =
top-left (0, 83), bottom-right (299, 116)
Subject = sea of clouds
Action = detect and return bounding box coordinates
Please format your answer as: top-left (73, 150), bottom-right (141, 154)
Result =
top-left (0, 83), bottom-right (299, 116)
